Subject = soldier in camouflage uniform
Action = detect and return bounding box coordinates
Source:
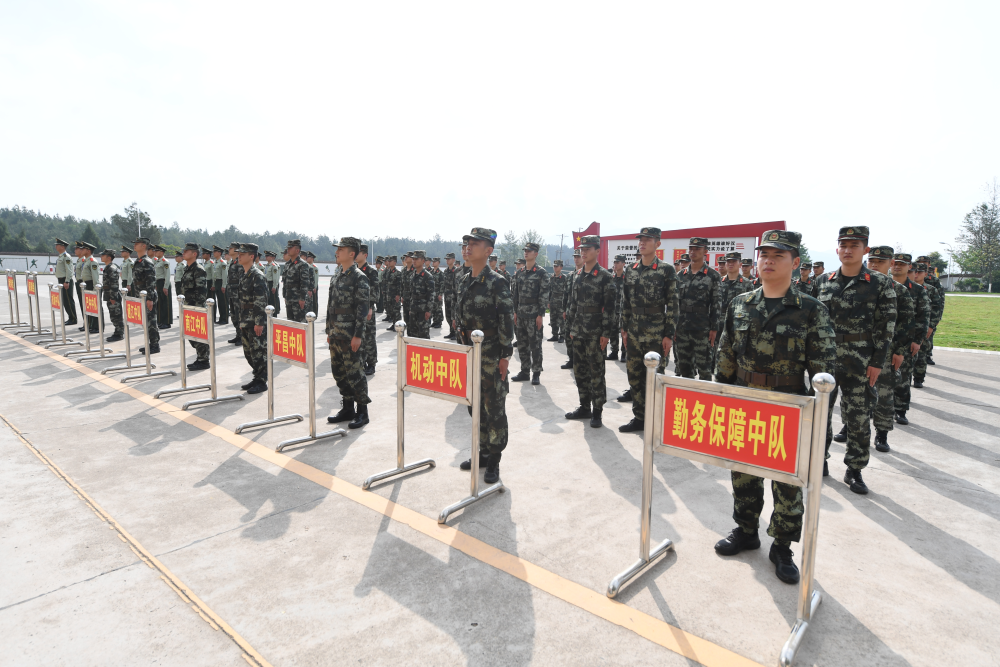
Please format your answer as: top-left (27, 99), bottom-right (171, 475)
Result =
top-left (866, 246), bottom-right (915, 453)
top-left (99, 249), bottom-right (124, 340)
top-left (511, 242), bottom-right (550, 384)
top-left (815, 226), bottom-right (896, 494)
top-left (356, 244), bottom-right (380, 374)
top-left (279, 248), bottom-right (291, 317)
top-left (674, 237), bottom-right (721, 380)
top-left (497, 260), bottom-right (511, 286)
top-left (912, 261), bottom-right (942, 387)
top-left (740, 258), bottom-right (754, 282)
top-left (307, 252), bottom-right (321, 316)
top-left (234, 243), bottom-right (269, 394)
top-left (915, 255), bottom-right (944, 366)
top-left (177, 242), bottom-right (211, 370)
top-left (283, 239), bottom-right (315, 323)
top-left (715, 251), bottom-right (755, 366)
top-left (407, 251), bottom-right (434, 339)
top-left (794, 261), bottom-right (814, 292)
top-left (812, 261), bottom-right (824, 278)
top-left (430, 257), bottom-right (444, 327)
top-left (714, 229), bottom-right (836, 585)
top-left (560, 250), bottom-right (583, 370)
top-left (892, 255), bottom-right (929, 425)
top-left (618, 227), bottom-right (678, 432)
top-left (375, 256), bottom-right (385, 313)
top-left (324, 237), bottom-right (371, 429)
top-left (606, 254), bottom-right (626, 360)
top-left (547, 260), bottom-right (568, 342)
top-left (455, 227), bottom-right (514, 484)
top-left (564, 236), bottom-right (617, 428)
top-left (401, 252), bottom-right (415, 321)
top-left (443, 252), bottom-right (459, 339)
top-left (382, 256), bottom-right (402, 329)
top-left (129, 237), bottom-right (160, 354)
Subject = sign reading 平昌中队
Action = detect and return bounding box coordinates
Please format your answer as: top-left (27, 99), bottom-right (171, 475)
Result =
top-left (273, 323), bottom-right (307, 364)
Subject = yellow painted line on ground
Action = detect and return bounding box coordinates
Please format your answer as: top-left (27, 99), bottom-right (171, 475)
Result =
top-left (0, 411), bottom-right (272, 667)
top-left (1, 329), bottom-right (764, 667)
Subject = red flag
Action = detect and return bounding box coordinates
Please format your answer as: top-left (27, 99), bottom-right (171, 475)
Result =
top-left (573, 221), bottom-right (600, 248)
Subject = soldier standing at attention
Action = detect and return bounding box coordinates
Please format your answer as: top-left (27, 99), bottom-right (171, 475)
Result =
top-left (714, 229), bottom-right (835, 584)
top-left (120, 246), bottom-right (134, 291)
top-left (226, 242), bottom-right (242, 335)
top-left (606, 254), bottom-right (627, 360)
top-left (915, 255), bottom-right (944, 366)
top-left (54, 239), bottom-right (78, 326)
top-left (307, 252), bottom-right (321, 315)
top-left (443, 252), bottom-right (459, 339)
top-left (382, 255), bottom-right (401, 329)
top-left (618, 228), bottom-right (678, 433)
top-left (407, 251), bottom-right (433, 339)
top-left (678, 253), bottom-right (691, 272)
top-left (356, 244), bottom-right (380, 375)
top-left (497, 260), bottom-right (511, 286)
top-left (177, 243), bottom-right (211, 372)
top-left (547, 259), bottom-right (567, 343)
top-left (430, 257), bottom-right (444, 328)
top-left (130, 237), bottom-right (160, 355)
top-left (564, 235), bottom-right (617, 428)
top-left (675, 237), bottom-right (721, 380)
top-left (891, 254), bottom-right (928, 426)
top-left (173, 251), bottom-right (185, 311)
top-left (212, 246), bottom-right (229, 325)
top-left (560, 250), bottom-right (583, 370)
top-left (235, 243), bottom-right (269, 394)
top-left (812, 261), bottom-right (825, 278)
top-left (815, 226), bottom-right (896, 493)
top-left (99, 249), bottom-right (124, 341)
top-left (455, 227), bottom-right (514, 484)
top-left (910, 262), bottom-right (941, 388)
top-left (77, 241), bottom-right (101, 334)
top-left (283, 239), bottom-right (314, 323)
top-left (151, 245), bottom-right (172, 328)
top-left (374, 256), bottom-right (385, 314)
top-left (401, 252), bottom-right (415, 321)
top-left (511, 242), bottom-right (550, 385)
top-left (866, 246), bottom-right (915, 453)
top-left (199, 248), bottom-right (215, 307)
top-left (715, 251), bottom-right (754, 367)
top-left (324, 237), bottom-right (371, 429)
top-left (740, 258), bottom-right (754, 282)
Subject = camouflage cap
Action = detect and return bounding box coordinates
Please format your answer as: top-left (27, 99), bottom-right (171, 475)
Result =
top-left (515, 258), bottom-right (526, 265)
top-left (724, 251), bottom-right (742, 261)
top-left (813, 261), bottom-right (824, 268)
top-left (614, 254), bottom-right (627, 262)
top-left (403, 251), bottom-right (413, 258)
top-left (432, 257), bottom-right (441, 262)
top-left (915, 255), bottom-right (930, 263)
top-left (635, 227), bottom-right (660, 239)
top-left (838, 226), bottom-right (869, 241)
top-left (553, 259), bottom-right (564, 266)
top-left (335, 236), bottom-right (361, 251)
top-left (489, 254), bottom-right (498, 260)
top-left (411, 250), bottom-right (426, 260)
top-left (893, 253), bottom-right (912, 263)
top-left (578, 235), bottom-right (600, 249)
top-left (100, 248), bottom-right (115, 257)
top-left (286, 239), bottom-right (302, 248)
top-left (183, 242), bottom-right (200, 253)
top-left (54, 237), bottom-right (70, 247)
top-left (756, 229), bottom-right (801, 252)
top-left (264, 250), bottom-right (277, 257)
top-left (679, 253), bottom-right (691, 261)
top-left (229, 241), bottom-right (240, 249)
top-left (133, 236), bottom-right (151, 245)
top-left (212, 245), bottom-right (223, 253)
top-left (359, 244), bottom-right (369, 253)
top-left (463, 227), bottom-right (498, 244)
top-left (741, 258), bottom-right (753, 266)
top-left (523, 242), bottom-right (541, 252)
top-left (444, 252), bottom-right (456, 259)
top-left (800, 261), bottom-right (812, 268)
top-left (913, 262), bottom-right (928, 272)
top-left (238, 243), bottom-right (259, 255)
top-left (688, 237), bottom-right (709, 248)
top-left (869, 246), bottom-right (894, 260)
top-left (385, 255), bottom-right (397, 261)
top-left (571, 249), bottom-right (581, 257)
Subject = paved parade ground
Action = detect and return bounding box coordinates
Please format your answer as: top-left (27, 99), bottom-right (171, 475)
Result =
top-left (2, 276), bottom-right (999, 667)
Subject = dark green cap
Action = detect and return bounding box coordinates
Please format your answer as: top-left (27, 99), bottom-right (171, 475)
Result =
top-left (336, 237), bottom-right (361, 252)
top-left (724, 251), bottom-right (742, 261)
top-left (688, 237), bottom-right (709, 248)
top-left (183, 242), bottom-right (200, 253)
top-left (756, 229), bottom-right (802, 252)
top-left (838, 226), bottom-right (869, 241)
top-left (578, 235), bottom-right (600, 249)
top-left (893, 253), bottom-right (912, 263)
top-left (463, 227), bottom-right (498, 243)
top-left (869, 246), bottom-right (894, 260)
top-left (635, 227), bottom-right (660, 239)
top-left (523, 242), bottom-right (541, 252)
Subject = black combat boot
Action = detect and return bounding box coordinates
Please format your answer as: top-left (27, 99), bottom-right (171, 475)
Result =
top-left (187, 359), bottom-right (210, 371)
top-left (714, 527), bottom-right (761, 556)
top-left (531, 371), bottom-right (540, 385)
top-left (560, 359), bottom-right (573, 369)
top-left (228, 335), bottom-right (240, 344)
top-left (241, 379), bottom-right (256, 390)
top-left (460, 453), bottom-right (489, 471)
top-left (565, 405), bottom-right (592, 420)
top-left (106, 332), bottom-right (123, 342)
top-left (616, 389), bottom-right (633, 402)
top-left (349, 403), bottom-right (369, 429)
top-left (769, 542), bottom-right (800, 584)
top-left (484, 453), bottom-right (501, 484)
top-left (557, 336), bottom-right (564, 343)
top-left (844, 468), bottom-right (869, 494)
top-left (927, 357), bottom-right (936, 366)
top-left (138, 345), bottom-right (160, 355)
top-left (912, 375), bottom-right (924, 388)
top-left (619, 418), bottom-right (644, 433)
top-left (875, 430), bottom-right (890, 452)
top-left (510, 370), bottom-right (530, 382)
top-left (547, 334), bottom-right (559, 342)
top-left (364, 363), bottom-right (375, 376)
top-left (590, 408), bottom-right (602, 428)
top-left (894, 410), bottom-right (909, 425)
top-left (823, 461), bottom-right (829, 477)
top-left (246, 378), bottom-right (267, 394)
top-left (327, 399), bottom-right (356, 423)
top-left (833, 426), bottom-right (847, 442)
top-left (605, 351), bottom-right (617, 360)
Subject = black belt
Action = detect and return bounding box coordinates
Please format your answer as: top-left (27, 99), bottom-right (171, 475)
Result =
top-left (835, 333), bottom-right (872, 343)
top-left (333, 308), bottom-right (352, 314)
top-left (460, 328), bottom-right (497, 337)
top-left (519, 298), bottom-right (539, 304)
top-left (580, 306), bottom-right (602, 313)
top-left (632, 306), bottom-right (664, 314)
top-left (737, 368), bottom-right (805, 389)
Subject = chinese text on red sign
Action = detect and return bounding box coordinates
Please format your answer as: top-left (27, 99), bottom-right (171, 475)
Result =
top-left (50, 289), bottom-right (61, 310)
top-left (84, 293), bottom-right (99, 315)
top-left (184, 310), bottom-right (209, 341)
top-left (405, 344), bottom-right (467, 399)
top-left (272, 323), bottom-right (307, 364)
top-left (126, 300), bottom-right (143, 325)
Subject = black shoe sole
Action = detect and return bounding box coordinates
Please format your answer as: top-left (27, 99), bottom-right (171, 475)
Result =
top-left (565, 412), bottom-right (592, 420)
top-left (715, 535), bottom-right (761, 556)
top-left (246, 385), bottom-right (267, 395)
top-left (875, 444), bottom-right (890, 452)
top-left (590, 419), bottom-right (602, 428)
top-left (616, 396), bottom-right (632, 402)
top-left (327, 415), bottom-right (356, 423)
top-left (769, 550), bottom-right (800, 584)
top-left (618, 424), bottom-right (644, 433)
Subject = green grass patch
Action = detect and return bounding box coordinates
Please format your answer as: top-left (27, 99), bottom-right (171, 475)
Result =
top-left (936, 296), bottom-right (1000, 351)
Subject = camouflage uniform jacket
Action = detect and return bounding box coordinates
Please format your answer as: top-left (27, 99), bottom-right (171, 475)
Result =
top-left (180, 261), bottom-right (208, 308)
top-left (676, 264), bottom-right (721, 333)
top-left (228, 259), bottom-right (244, 301)
top-left (717, 275), bottom-right (755, 331)
top-left (564, 268), bottom-right (581, 330)
top-left (924, 281), bottom-right (944, 329)
top-left (611, 272), bottom-right (625, 324)
top-left (382, 267), bottom-right (401, 302)
top-left (358, 262), bottom-right (379, 309)
top-left (402, 267), bottom-right (415, 304)
top-left (716, 285), bottom-right (836, 393)
top-left (283, 256), bottom-right (314, 304)
top-left (814, 267), bottom-right (897, 375)
top-left (794, 275), bottom-right (817, 298)
top-left (455, 266), bottom-right (515, 359)
top-left (924, 273), bottom-right (945, 323)
top-left (325, 265), bottom-right (370, 340)
top-left (409, 269), bottom-right (434, 315)
top-left (237, 266), bottom-right (269, 328)
top-left (101, 263), bottom-right (120, 302)
top-left (621, 257), bottom-right (678, 339)
top-left (512, 264), bottom-right (550, 318)
top-left (889, 279), bottom-right (916, 356)
top-left (279, 261), bottom-right (289, 298)
top-left (566, 264), bottom-right (617, 339)
top-left (498, 268), bottom-right (511, 287)
top-left (903, 278), bottom-right (930, 343)
top-left (443, 265), bottom-right (460, 297)
top-left (128, 256), bottom-right (158, 305)
top-left (549, 273), bottom-right (568, 309)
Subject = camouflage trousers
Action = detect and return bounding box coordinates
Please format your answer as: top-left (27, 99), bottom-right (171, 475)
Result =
top-left (329, 337), bottom-right (370, 405)
top-left (144, 302), bottom-right (160, 348)
top-left (674, 328), bottom-right (713, 380)
top-left (432, 295), bottom-right (443, 326)
top-left (476, 355), bottom-right (509, 454)
top-left (607, 322), bottom-right (622, 355)
top-left (444, 296), bottom-right (456, 333)
top-left (914, 333), bottom-right (932, 379)
top-left (189, 340), bottom-right (209, 363)
top-left (549, 306), bottom-right (564, 337)
top-left (515, 313), bottom-right (543, 373)
top-left (407, 310), bottom-right (430, 339)
top-left (894, 351), bottom-right (916, 413)
top-left (286, 301), bottom-right (307, 323)
top-left (362, 313), bottom-right (377, 365)
top-left (229, 289), bottom-right (240, 325)
top-left (571, 336), bottom-right (607, 409)
top-left (732, 472), bottom-right (803, 544)
top-left (107, 298), bottom-right (124, 335)
top-left (872, 355), bottom-right (898, 432)
top-left (825, 376), bottom-right (872, 470)
top-left (626, 337), bottom-right (668, 421)
top-left (239, 325), bottom-right (267, 380)
top-left (386, 297), bottom-right (401, 325)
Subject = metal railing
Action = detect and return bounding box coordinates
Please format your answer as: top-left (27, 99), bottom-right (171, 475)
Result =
top-left (118, 291), bottom-right (176, 383)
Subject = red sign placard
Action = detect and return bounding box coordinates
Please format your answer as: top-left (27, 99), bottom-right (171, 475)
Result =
top-left (662, 387), bottom-right (801, 475)
top-left (183, 310), bottom-right (209, 340)
top-left (126, 299), bottom-right (144, 325)
top-left (50, 289), bottom-right (61, 310)
top-left (27, 277), bottom-right (36, 296)
top-left (6, 276), bottom-right (14, 292)
top-left (405, 344), bottom-right (468, 399)
top-left (273, 323), bottom-right (307, 364)
top-left (83, 292), bottom-right (99, 316)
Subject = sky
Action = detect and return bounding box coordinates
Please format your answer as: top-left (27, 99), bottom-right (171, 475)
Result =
top-left (2, 1), bottom-right (998, 269)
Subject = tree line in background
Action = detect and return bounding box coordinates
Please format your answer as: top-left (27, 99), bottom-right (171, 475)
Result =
top-left (953, 179), bottom-right (1000, 292)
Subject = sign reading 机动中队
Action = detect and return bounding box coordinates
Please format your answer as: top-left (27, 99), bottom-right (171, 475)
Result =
top-left (183, 310), bottom-right (209, 341)
top-left (83, 292), bottom-right (99, 316)
top-left (662, 386), bottom-right (801, 476)
top-left (405, 343), bottom-right (469, 400)
top-left (272, 323), bottom-right (307, 364)
top-left (50, 289), bottom-right (61, 310)
top-left (126, 299), bottom-right (144, 325)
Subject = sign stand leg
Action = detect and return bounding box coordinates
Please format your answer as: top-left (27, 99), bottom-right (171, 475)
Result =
top-left (155, 295), bottom-right (212, 398)
top-left (45, 287), bottom-right (82, 349)
top-left (3, 272), bottom-right (31, 331)
top-left (362, 322), bottom-right (434, 489)
top-left (182, 299), bottom-right (243, 409)
top-left (20, 275), bottom-right (51, 338)
top-left (236, 307), bottom-right (304, 434)
top-left (607, 352), bottom-right (674, 598)
top-left (438, 330), bottom-right (505, 524)
top-left (120, 291), bottom-right (176, 382)
top-left (77, 285), bottom-right (125, 361)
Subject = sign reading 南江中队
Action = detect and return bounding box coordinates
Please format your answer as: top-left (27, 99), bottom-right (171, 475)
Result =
top-left (405, 344), bottom-right (468, 399)
top-left (183, 310), bottom-right (209, 341)
top-left (662, 386), bottom-right (801, 475)
top-left (126, 299), bottom-right (144, 325)
top-left (272, 323), bottom-right (307, 364)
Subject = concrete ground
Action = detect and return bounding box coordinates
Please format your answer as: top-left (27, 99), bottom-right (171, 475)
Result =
top-left (2, 276), bottom-right (999, 667)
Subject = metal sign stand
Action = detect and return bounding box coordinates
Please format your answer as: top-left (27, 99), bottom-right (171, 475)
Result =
top-left (20, 273), bottom-right (52, 339)
top-left (3, 271), bottom-right (30, 331)
top-left (605, 352), bottom-right (835, 667)
top-left (119, 291), bottom-right (176, 383)
top-left (102, 289), bottom-right (158, 374)
top-left (178, 299), bottom-right (243, 410)
top-left (74, 285), bottom-right (125, 362)
top-left (154, 295), bottom-right (213, 400)
top-left (44, 286), bottom-right (82, 350)
top-left (235, 306), bottom-right (305, 435)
